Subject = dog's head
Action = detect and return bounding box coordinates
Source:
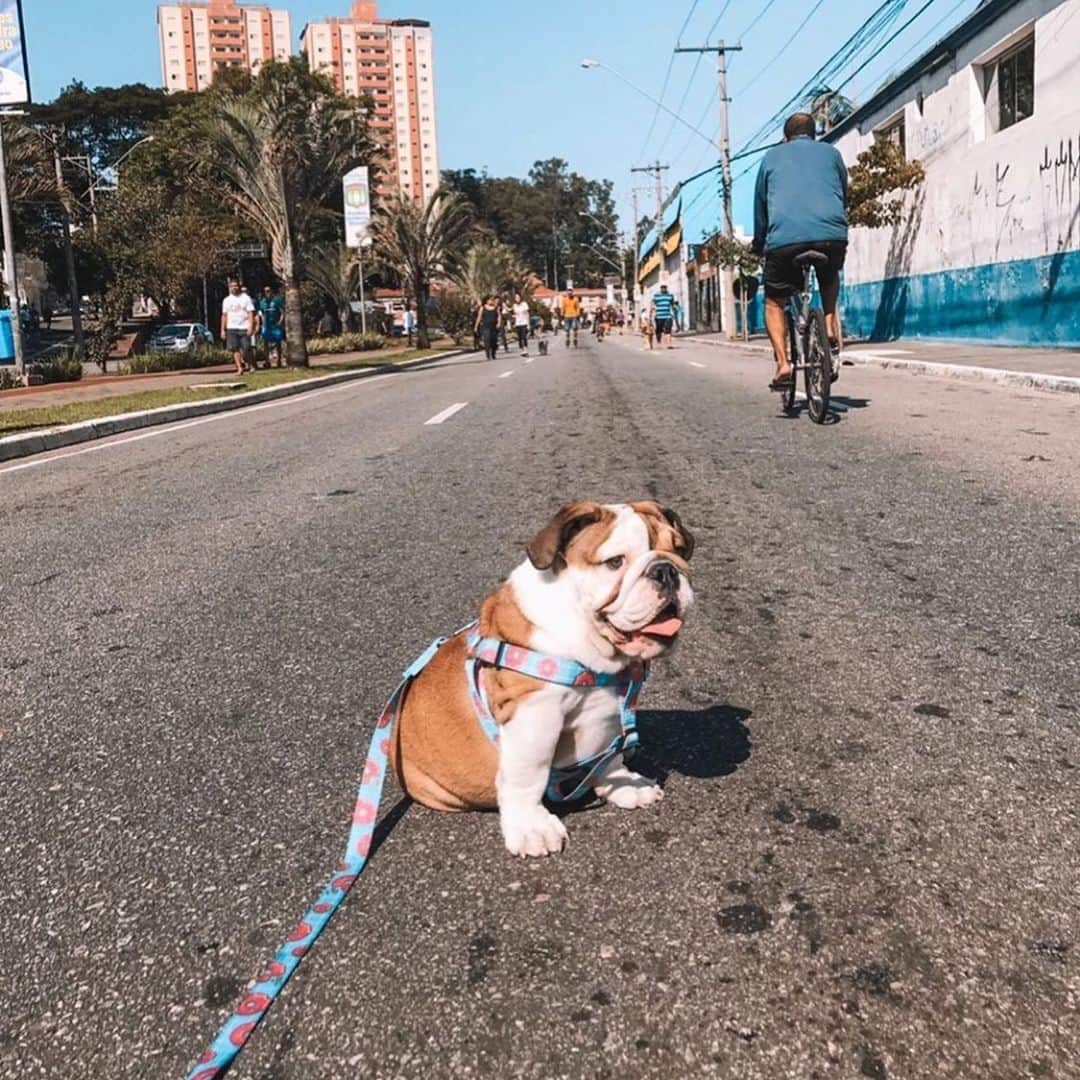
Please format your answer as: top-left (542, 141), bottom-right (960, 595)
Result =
top-left (523, 501), bottom-right (694, 662)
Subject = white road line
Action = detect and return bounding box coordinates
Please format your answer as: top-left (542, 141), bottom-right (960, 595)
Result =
top-left (424, 402), bottom-right (469, 425)
top-left (0, 372), bottom-right (400, 476)
top-left (523, 358), bottom-right (533, 364)
top-left (688, 361), bottom-right (706, 369)
top-left (498, 371), bottom-right (514, 379)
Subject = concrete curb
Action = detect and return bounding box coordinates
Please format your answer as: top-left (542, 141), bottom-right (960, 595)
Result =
top-left (691, 336), bottom-right (1080, 396)
top-left (0, 349), bottom-right (464, 464)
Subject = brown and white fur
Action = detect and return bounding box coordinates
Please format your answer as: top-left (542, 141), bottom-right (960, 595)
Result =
top-left (389, 501), bottom-right (694, 858)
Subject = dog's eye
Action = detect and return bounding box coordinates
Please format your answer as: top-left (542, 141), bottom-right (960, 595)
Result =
top-left (605, 556), bottom-right (625, 571)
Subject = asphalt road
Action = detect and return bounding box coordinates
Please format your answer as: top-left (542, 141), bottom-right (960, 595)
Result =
top-left (1, 334), bottom-right (1078, 1080)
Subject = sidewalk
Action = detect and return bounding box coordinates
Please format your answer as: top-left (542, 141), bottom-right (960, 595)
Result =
top-left (687, 332), bottom-right (1080, 394)
top-left (0, 346), bottom-right (427, 414)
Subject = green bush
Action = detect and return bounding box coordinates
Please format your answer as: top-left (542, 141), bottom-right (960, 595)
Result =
top-left (120, 345), bottom-right (232, 374)
top-left (307, 332), bottom-right (387, 355)
top-left (31, 351), bottom-right (83, 384)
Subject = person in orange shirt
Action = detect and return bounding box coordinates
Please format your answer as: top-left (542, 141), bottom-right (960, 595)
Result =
top-left (559, 287), bottom-right (583, 347)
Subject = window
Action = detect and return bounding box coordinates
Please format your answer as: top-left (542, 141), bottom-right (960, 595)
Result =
top-left (993, 37), bottom-right (1034, 131)
top-left (876, 116), bottom-right (905, 158)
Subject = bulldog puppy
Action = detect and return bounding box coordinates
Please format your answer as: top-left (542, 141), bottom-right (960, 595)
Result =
top-left (390, 500), bottom-right (694, 857)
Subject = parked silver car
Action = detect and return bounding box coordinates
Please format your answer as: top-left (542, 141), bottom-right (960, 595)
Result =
top-left (147, 323), bottom-right (215, 353)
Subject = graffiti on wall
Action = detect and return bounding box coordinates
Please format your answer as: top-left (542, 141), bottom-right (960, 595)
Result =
top-left (973, 159), bottom-right (1026, 258)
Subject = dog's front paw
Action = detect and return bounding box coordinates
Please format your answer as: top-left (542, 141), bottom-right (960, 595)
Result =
top-left (500, 805), bottom-right (568, 858)
top-left (595, 771), bottom-right (664, 810)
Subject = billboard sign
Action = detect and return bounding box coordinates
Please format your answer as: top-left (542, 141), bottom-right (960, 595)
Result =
top-left (343, 166), bottom-right (371, 248)
top-left (0, 0), bottom-right (29, 107)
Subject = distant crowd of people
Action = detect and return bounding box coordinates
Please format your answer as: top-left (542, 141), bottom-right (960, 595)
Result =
top-left (471, 284), bottom-right (684, 360)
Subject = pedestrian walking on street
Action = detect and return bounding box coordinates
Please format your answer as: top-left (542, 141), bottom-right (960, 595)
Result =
top-left (499, 297), bottom-right (511, 353)
top-left (475, 295), bottom-right (501, 360)
top-left (404, 305), bottom-right (417, 346)
top-left (559, 287), bottom-right (582, 347)
top-left (673, 298), bottom-right (684, 333)
top-left (257, 284), bottom-right (286, 368)
top-left (221, 277), bottom-right (256, 376)
top-left (640, 313), bottom-right (655, 351)
top-left (512, 292), bottom-right (530, 356)
top-left (651, 284), bottom-right (676, 349)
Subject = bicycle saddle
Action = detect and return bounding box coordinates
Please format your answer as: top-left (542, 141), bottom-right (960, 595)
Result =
top-left (793, 250), bottom-right (829, 266)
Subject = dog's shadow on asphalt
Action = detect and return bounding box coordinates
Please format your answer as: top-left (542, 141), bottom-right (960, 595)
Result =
top-left (633, 704), bottom-right (752, 784)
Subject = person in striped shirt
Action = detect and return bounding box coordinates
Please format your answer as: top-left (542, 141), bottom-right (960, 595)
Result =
top-left (650, 284), bottom-right (677, 349)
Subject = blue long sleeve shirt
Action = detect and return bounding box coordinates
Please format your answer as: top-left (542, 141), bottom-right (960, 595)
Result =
top-left (752, 135), bottom-right (848, 254)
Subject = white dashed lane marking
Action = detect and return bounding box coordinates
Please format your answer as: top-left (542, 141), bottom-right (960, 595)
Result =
top-left (688, 361), bottom-right (706, 368)
top-left (498, 371), bottom-right (514, 379)
top-left (424, 402), bottom-right (469, 425)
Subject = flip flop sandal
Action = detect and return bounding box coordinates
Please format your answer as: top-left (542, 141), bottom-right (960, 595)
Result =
top-left (769, 373), bottom-right (794, 391)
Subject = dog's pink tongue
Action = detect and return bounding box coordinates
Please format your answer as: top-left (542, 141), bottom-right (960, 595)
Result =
top-left (641, 616), bottom-right (683, 638)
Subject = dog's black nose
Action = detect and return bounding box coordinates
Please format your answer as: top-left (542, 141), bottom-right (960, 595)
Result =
top-left (648, 560), bottom-right (679, 593)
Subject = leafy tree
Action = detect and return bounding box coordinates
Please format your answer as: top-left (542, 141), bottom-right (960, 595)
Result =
top-left (189, 59), bottom-right (378, 365)
top-left (442, 158), bottom-right (620, 288)
top-left (847, 139), bottom-right (925, 228)
top-left (370, 190), bottom-right (473, 349)
top-left (30, 81), bottom-right (187, 172)
top-left (432, 290), bottom-right (476, 345)
top-left (712, 234), bottom-right (762, 341)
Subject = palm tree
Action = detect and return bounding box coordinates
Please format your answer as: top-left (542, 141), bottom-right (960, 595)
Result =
top-left (455, 240), bottom-right (531, 306)
top-left (804, 86), bottom-right (855, 134)
top-left (307, 241), bottom-right (362, 334)
top-left (370, 190), bottom-right (472, 349)
top-left (195, 62), bottom-right (376, 365)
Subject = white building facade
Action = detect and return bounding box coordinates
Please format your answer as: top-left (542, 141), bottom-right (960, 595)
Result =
top-left (826, 0), bottom-right (1080, 346)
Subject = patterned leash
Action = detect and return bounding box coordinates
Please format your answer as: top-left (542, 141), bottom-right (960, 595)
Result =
top-left (184, 635), bottom-right (447, 1079)
top-left (185, 628), bottom-right (645, 1078)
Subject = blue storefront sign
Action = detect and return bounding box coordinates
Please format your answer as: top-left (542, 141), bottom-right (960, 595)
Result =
top-left (0, 0), bottom-right (29, 107)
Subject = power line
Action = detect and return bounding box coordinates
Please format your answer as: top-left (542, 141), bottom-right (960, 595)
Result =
top-left (664, 0), bottom-right (780, 171)
top-left (636, 0), bottom-right (702, 161)
top-left (733, 0), bottom-right (829, 99)
top-left (654, 0), bottom-right (736, 160)
top-left (735, 0), bottom-right (782, 42)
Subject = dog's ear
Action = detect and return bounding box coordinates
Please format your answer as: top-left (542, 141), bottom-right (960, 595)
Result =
top-left (632, 500), bottom-right (695, 561)
top-left (527, 502), bottom-right (604, 571)
top-left (661, 505), bottom-right (695, 561)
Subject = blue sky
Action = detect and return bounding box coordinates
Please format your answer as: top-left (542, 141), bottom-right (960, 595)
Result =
top-left (29, 0), bottom-right (979, 238)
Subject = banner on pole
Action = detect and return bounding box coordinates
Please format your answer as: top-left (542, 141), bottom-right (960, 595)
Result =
top-left (0, 0), bottom-right (29, 107)
top-left (343, 166), bottom-right (370, 248)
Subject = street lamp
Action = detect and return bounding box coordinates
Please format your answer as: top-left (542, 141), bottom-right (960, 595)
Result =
top-left (580, 59), bottom-right (716, 150)
top-left (69, 135), bottom-right (157, 237)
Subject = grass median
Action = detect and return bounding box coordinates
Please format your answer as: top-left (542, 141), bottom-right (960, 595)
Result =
top-left (0, 348), bottom-right (450, 435)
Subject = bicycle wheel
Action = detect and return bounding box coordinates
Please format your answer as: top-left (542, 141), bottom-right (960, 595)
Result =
top-left (782, 311), bottom-right (798, 413)
top-left (803, 307), bottom-right (832, 423)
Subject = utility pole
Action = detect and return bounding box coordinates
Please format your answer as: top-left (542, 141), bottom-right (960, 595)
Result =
top-left (631, 161), bottom-right (669, 243)
top-left (51, 140), bottom-right (86, 360)
top-left (675, 40), bottom-right (742, 340)
top-left (630, 188), bottom-right (640, 313)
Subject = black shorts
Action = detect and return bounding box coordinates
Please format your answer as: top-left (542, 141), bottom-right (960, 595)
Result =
top-left (654, 317), bottom-right (673, 336)
top-left (764, 240), bottom-right (847, 299)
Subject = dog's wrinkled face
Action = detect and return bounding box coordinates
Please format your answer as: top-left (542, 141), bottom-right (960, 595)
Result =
top-left (526, 501), bottom-right (695, 661)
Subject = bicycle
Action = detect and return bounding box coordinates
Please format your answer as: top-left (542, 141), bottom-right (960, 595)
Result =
top-left (777, 250), bottom-right (833, 423)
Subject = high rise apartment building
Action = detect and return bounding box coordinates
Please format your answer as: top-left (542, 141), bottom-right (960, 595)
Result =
top-left (158, 2), bottom-right (292, 93)
top-left (301, 3), bottom-right (440, 205)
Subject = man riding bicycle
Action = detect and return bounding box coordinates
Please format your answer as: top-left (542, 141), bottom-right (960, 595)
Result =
top-left (559, 287), bottom-right (582, 347)
top-left (752, 112), bottom-right (848, 390)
